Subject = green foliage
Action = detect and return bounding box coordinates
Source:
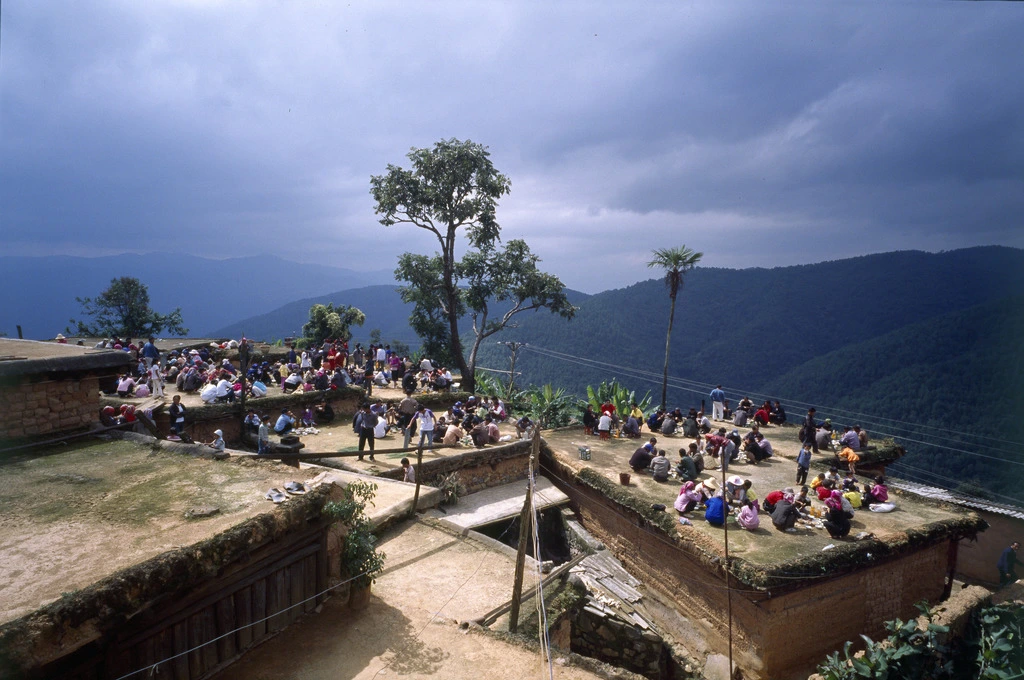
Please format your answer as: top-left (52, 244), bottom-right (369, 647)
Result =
top-left (473, 370), bottom-right (505, 398)
top-left (371, 138), bottom-right (573, 393)
top-left (586, 379), bottom-right (652, 419)
top-left (369, 328), bottom-right (382, 344)
top-left (521, 384), bottom-right (582, 428)
top-left (301, 303), bottom-right (366, 346)
top-left (323, 481), bottom-right (386, 587)
top-left (969, 604), bottom-right (1024, 679)
top-left (818, 602), bottom-right (1024, 680)
top-left (69, 277), bottom-right (188, 338)
top-left (432, 472), bottom-right (466, 506)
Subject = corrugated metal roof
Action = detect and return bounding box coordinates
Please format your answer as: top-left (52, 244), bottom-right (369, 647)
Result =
top-left (892, 480), bottom-right (1024, 521)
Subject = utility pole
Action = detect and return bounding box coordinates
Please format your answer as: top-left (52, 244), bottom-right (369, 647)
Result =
top-left (721, 456), bottom-right (734, 679)
top-left (497, 341), bottom-right (526, 397)
top-left (508, 427), bottom-right (539, 633)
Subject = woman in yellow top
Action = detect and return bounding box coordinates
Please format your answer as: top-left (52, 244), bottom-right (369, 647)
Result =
top-left (630, 403), bottom-right (645, 432)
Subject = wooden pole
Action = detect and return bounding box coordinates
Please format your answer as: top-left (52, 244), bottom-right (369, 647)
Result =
top-left (509, 430), bottom-right (539, 633)
top-left (409, 443), bottom-right (423, 519)
top-left (722, 454), bottom-right (734, 679)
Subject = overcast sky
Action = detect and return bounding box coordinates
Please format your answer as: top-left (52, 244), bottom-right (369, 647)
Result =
top-left (2, 1), bottom-right (1022, 293)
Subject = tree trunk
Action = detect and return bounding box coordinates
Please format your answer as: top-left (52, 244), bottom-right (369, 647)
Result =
top-left (442, 253), bottom-right (471, 394)
top-left (661, 293), bottom-right (677, 410)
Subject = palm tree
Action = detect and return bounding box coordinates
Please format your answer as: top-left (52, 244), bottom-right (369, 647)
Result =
top-left (647, 246), bottom-right (704, 410)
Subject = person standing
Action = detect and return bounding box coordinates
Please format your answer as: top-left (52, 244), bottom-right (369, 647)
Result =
top-left (710, 385), bottom-right (726, 422)
top-left (169, 395), bottom-right (187, 437)
top-left (142, 337), bottom-right (160, 369)
top-left (398, 394), bottom-right (419, 448)
top-left (796, 440), bottom-right (812, 485)
top-left (802, 407), bottom-right (820, 454)
top-left (998, 541), bottom-right (1020, 587)
top-left (414, 404), bottom-right (435, 450)
top-left (258, 417), bottom-right (270, 455)
top-left (148, 361), bottom-right (165, 397)
top-left (354, 402), bottom-right (377, 461)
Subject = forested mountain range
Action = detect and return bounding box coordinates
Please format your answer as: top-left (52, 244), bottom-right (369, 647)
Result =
top-left (0, 254), bottom-right (392, 340)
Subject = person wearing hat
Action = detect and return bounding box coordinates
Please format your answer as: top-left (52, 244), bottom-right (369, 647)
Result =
top-left (697, 476), bottom-right (719, 504)
top-left (597, 410), bottom-right (613, 440)
top-left (207, 429), bottom-right (226, 452)
top-left (55, 333), bottom-right (67, 344)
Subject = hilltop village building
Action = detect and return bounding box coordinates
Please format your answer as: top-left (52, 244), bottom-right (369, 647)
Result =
top-left (0, 338), bottom-right (1002, 679)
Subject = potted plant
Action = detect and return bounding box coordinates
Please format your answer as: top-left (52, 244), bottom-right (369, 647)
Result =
top-left (323, 481), bottom-right (386, 609)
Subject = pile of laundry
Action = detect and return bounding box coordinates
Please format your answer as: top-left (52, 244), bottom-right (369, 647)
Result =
top-left (264, 481), bottom-right (310, 503)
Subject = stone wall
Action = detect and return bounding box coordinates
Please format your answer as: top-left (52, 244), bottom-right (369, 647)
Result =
top-left (0, 374), bottom-right (100, 441)
top-left (571, 600), bottom-right (666, 679)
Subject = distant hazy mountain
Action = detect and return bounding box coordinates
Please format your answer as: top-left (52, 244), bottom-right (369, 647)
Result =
top-left (209, 285), bottom-right (594, 350)
top-left (0, 254), bottom-right (392, 339)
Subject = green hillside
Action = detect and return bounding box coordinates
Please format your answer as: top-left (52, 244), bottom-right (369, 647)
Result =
top-left (762, 295), bottom-right (1024, 502)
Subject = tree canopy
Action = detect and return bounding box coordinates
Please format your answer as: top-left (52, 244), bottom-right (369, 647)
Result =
top-left (371, 138), bottom-right (574, 392)
top-left (302, 303), bottom-right (366, 346)
top-left (69, 277), bottom-right (187, 338)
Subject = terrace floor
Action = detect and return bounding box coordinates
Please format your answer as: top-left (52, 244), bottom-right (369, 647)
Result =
top-left (541, 423), bottom-right (964, 568)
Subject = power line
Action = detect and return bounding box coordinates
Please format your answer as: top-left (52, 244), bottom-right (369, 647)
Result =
top-left (519, 344), bottom-right (1024, 464)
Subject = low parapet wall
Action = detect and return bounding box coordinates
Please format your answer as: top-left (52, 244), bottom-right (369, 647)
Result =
top-left (375, 440), bottom-right (533, 495)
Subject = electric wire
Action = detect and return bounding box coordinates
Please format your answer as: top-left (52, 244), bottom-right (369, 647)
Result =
top-left (529, 463), bottom-right (556, 680)
top-left (517, 343), bottom-right (1024, 455)
top-left (519, 344), bottom-right (1024, 462)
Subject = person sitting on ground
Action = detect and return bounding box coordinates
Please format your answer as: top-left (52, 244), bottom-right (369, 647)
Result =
top-left (100, 405), bottom-right (120, 427)
top-left (207, 429), bottom-right (226, 452)
top-left (583, 405), bottom-right (598, 435)
top-left (822, 491), bottom-right (852, 539)
top-left (824, 466), bottom-right (841, 486)
top-left (250, 379), bottom-right (268, 398)
top-left (485, 416), bottom-right (501, 444)
top-left (815, 426), bottom-right (832, 452)
top-left (817, 480), bottom-right (836, 501)
top-left (732, 405), bottom-right (749, 427)
top-left (843, 485), bottom-right (863, 509)
top-left (660, 413), bottom-right (678, 436)
top-left (442, 420), bottom-right (465, 446)
top-left (274, 409), bottom-right (296, 436)
top-left (674, 481), bottom-right (702, 514)
top-left (597, 411), bottom-right (613, 439)
top-left (755, 432), bottom-right (773, 459)
top-left (743, 433), bottom-right (769, 465)
top-left (697, 477), bottom-right (719, 505)
top-left (682, 412), bottom-right (699, 438)
top-left (647, 409), bottom-right (665, 433)
top-left (200, 380), bottom-right (218, 404)
top-left (769, 401), bottom-right (786, 425)
top-left (794, 486), bottom-right (812, 511)
top-left (628, 444), bottom-right (655, 472)
top-left (515, 415), bottom-right (534, 440)
top-left (244, 409), bottom-right (262, 434)
top-left (282, 370), bottom-right (303, 394)
top-left (856, 425), bottom-right (868, 449)
top-left (842, 471), bottom-right (858, 492)
top-left (810, 472), bottom-right (826, 489)
top-left (650, 449), bottom-right (671, 482)
top-left (373, 414), bottom-right (389, 439)
top-left (863, 476), bottom-right (889, 505)
top-left (704, 494), bottom-right (728, 527)
top-left (488, 396), bottom-right (506, 422)
top-left (469, 420), bottom-right (490, 448)
top-left (215, 376), bottom-right (235, 403)
top-left (770, 492), bottom-right (800, 532)
top-left (621, 413), bottom-right (641, 438)
top-left (737, 396), bottom-right (753, 416)
top-left (676, 447), bottom-right (698, 481)
top-left (116, 374), bottom-right (136, 398)
top-left (839, 425), bottom-right (860, 451)
top-left (754, 401), bottom-right (772, 427)
top-left (696, 411), bottom-right (712, 434)
top-left (736, 500), bottom-right (760, 531)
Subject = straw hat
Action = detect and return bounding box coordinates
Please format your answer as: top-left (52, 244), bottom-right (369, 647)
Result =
top-left (702, 477), bottom-right (719, 490)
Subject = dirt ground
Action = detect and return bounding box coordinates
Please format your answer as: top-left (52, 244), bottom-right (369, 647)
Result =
top-left (542, 424), bottom-right (961, 566)
top-left (0, 439), bottom-right (320, 624)
top-left (213, 520), bottom-right (607, 680)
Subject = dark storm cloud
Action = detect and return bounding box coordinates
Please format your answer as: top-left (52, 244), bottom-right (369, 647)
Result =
top-left (1, 2), bottom-right (1021, 292)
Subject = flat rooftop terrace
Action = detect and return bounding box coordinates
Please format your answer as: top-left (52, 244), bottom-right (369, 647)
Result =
top-left (542, 426), bottom-right (982, 585)
top-left (0, 438), bottom-right (319, 625)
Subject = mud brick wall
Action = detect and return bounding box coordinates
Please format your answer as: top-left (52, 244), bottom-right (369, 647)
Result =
top-left (0, 375), bottom-right (100, 440)
top-left (572, 605), bottom-right (666, 679)
top-left (956, 511), bottom-right (1022, 586)
top-left (758, 541), bottom-right (951, 676)
top-left (543, 455), bottom-right (956, 680)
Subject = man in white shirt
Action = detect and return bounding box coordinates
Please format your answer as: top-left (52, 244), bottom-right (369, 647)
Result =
top-left (215, 377), bottom-right (235, 402)
top-left (414, 405), bottom-right (435, 449)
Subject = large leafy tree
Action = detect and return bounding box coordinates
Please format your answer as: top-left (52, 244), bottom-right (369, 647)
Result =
top-left (371, 138), bottom-right (574, 392)
top-left (647, 245), bottom-right (703, 410)
top-left (302, 303), bottom-right (366, 346)
top-left (69, 277), bottom-right (187, 338)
